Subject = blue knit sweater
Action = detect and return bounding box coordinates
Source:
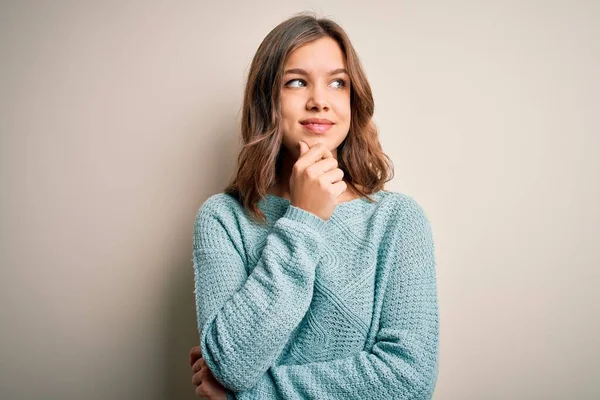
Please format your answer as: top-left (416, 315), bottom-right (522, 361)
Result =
top-left (192, 190), bottom-right (439, 399)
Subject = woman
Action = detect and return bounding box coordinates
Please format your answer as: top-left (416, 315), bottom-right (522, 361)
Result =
top-left (189, 12), bottom-right (439, 400)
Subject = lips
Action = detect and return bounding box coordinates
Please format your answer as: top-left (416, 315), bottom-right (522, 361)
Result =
top-left (300, 118), bottom-right (334, 125)
top-left (300, 123), bottom-right (333, 134)
top-left (300, 118), bottom-right (334, 134)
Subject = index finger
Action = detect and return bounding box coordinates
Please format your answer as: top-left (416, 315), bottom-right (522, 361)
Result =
top-left (297, 143), bottom-right (333, 169)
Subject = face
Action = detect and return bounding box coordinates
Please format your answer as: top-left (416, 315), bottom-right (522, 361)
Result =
top-left (279, 37), bottom-right (351, 159)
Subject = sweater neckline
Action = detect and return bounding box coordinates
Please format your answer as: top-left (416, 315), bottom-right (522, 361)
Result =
top-left (260, 190), bottom-right (387, 220)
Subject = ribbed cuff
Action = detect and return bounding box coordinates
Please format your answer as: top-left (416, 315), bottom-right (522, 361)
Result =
top-left (283, 205), bottom-right (327, 234)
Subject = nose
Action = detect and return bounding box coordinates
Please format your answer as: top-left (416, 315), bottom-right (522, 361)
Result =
top-left (306, 84), bottom-right (329, 111)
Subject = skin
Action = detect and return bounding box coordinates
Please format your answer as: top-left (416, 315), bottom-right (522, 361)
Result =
top-left (191, 36), bottom-right (360, 398)
top-left (190, 347), bottom-right (227, 400)
top-left (269, 36), bottom-right (361, 202)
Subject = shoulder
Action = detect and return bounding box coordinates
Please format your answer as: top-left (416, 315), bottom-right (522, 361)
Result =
top-left (377, 191), bottom-right (434, 246)
top-left (378, 190), bottom-right (431, 225)
top-left (193, 193), bottom-right (247, 255)
top-left (196, 192), bottom-right (243, 220)
top-left (193, 192), bottom-right (247, 237)
top-left (378, 192), bottom-right (436, 274)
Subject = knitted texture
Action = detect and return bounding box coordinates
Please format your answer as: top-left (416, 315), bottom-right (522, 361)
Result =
top-left (192, 190), bottom-right (439, 399)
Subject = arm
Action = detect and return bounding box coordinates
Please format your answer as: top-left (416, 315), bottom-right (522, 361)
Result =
top-left (193, 197), bottom-right (328, 392)
top-left (234, 197), bottom-right (439, 400)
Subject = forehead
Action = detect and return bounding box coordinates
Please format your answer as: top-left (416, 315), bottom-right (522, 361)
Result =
top-left (284, 37), bottom-right (346, 71)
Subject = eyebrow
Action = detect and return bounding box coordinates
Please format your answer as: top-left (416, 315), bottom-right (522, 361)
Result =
top-left (283, 68), bottom-right (348, 76)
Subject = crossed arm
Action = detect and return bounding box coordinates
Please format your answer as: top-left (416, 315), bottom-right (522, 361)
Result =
top-left (193, 196), bottom-right (439, 399)
top-left (193, 200), bottom-right (329, 392)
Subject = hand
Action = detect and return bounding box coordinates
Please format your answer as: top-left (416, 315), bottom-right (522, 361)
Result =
top-left (289, 141), bottom-right (347, 221)
top-left (190, 346), bottom-right (228, 400)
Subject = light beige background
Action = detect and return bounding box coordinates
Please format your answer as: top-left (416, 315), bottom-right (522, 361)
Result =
top-left (1, 1), bottom-right (598, 399)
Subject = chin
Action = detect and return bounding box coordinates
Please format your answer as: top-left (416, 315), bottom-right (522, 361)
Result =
top-left (303, 137), bottom-right (330, 149)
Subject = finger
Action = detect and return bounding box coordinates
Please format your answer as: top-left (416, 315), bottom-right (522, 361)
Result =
top-left (189, 346), bottom-right (202, 367)
top-left (197, 377), bottom-right (222, 399)
top-left (320, 167), bottom-right (344, 184)
top-left (195, 383), bottom-right (208, 398)
top-left (297, 143), bottom-right (333, 169)
top-left (332, 180), bottom-right (348, 198)
top-left (192, 358), bottom-right (202, 374)
top-left (199, 360), bottom-right (212, 379)
top-left (199, 368), bottom-right (212, 384)
top-left (192, 370), bottom-right (202, 386)
top-left (299, 141), bottom-right (308, 156)
top-left (305, 157), bottom-right (338, 177)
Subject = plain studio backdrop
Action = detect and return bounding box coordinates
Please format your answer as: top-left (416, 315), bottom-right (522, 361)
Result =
top-left (1, 1), bottom-right (598, 399)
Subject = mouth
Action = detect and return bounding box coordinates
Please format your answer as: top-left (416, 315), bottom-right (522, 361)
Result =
top-left (300, 122), bottom-right (334, 134)
top-left (299, 118), bottom-right (335, 134)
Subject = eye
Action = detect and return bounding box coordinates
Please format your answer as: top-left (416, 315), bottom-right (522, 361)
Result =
top-left (331, 79), bottom-right (346, 89)
top-left (285, 79), bottom-right (306, 88)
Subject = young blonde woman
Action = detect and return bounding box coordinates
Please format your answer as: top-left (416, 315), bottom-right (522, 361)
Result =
top-left (188, 12), bottom-right (439, 400)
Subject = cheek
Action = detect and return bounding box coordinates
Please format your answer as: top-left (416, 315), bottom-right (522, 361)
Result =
top-left (279, 96), bottom-right (300, 147)
top-left (343, 104), bottom-right (351, 120)
top-left (335, 98), bottom-right (351, 123)
top-left (280, 94), bottom-right (300, 115)
top-left (333, 92), bottom-right (350, 112)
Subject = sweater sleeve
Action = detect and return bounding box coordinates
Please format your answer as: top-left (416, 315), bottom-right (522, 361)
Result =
top-left (233, 197), bottom-right (439, 400)
top-left (193, 199), bottom-right (328, 392)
